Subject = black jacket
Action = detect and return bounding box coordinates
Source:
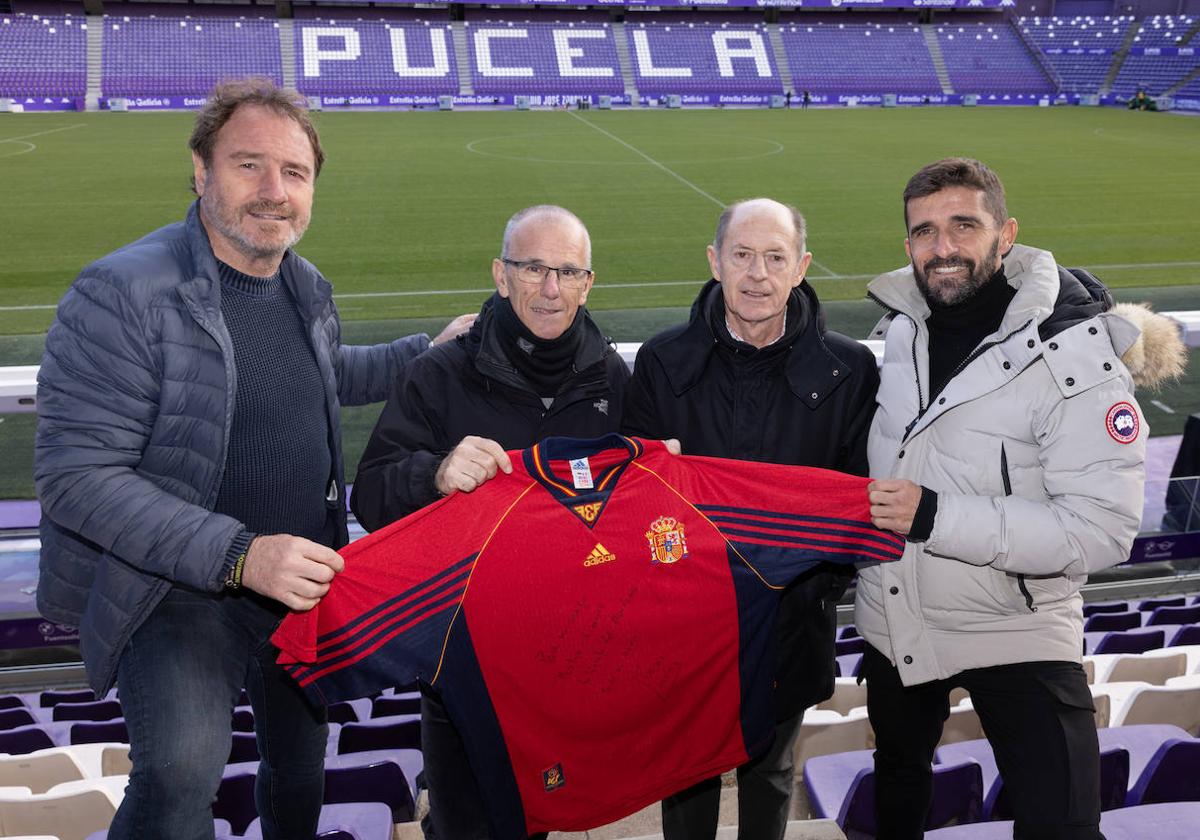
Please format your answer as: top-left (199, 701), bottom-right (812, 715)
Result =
top-left (622, 279), bottom-right (880, 716)
top-left (351, 297), bottom-right (629, 532)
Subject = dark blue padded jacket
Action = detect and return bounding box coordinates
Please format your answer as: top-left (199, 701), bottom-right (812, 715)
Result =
top-left (35, 201), bottom-right (428, 694)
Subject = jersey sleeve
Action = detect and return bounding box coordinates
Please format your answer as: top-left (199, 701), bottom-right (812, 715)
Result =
top-left (661, 449), bottom-right (905, 587)
top-left (272, 471), bottom-right (530, 703)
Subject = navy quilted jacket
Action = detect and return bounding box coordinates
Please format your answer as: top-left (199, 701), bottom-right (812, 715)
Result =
top-left (34, 202), bottom-right (429, 694)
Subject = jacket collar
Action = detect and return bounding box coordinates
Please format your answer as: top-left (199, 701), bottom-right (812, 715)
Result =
top-left (867, 243), bottom-right (1060, 336)
top-left (650, 279), bottom-right (851, 409)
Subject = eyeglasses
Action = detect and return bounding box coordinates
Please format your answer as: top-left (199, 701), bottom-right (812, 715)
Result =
top-left (725, 248), bottom-right (796, 274)
top-left (501, 258), bottom-right (594, 288)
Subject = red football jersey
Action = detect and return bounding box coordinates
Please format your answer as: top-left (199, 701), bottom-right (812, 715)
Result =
top-left (273, 435), bottom-right (902, 837)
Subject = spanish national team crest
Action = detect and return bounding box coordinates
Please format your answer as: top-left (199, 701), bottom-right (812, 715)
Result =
top-left (543, 763), bottom-right (565, 792)
top-left (646, 516), bottom-right (688, 565)
top-left (1105, 402), bottom-right (1140, 444)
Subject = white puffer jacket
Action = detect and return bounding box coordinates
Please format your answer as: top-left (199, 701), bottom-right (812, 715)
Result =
top-left (855, 245), bottom-right (1148, 686)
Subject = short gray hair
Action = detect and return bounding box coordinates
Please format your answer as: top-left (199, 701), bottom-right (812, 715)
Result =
top-left (500, 205), bottom-right (592, 268)
top-left (713, 199), bottom-right (807, 257)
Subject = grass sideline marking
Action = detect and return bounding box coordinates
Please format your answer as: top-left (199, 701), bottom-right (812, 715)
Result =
top-left (0, 124), bottom-right (85, 159)
top-left (565, 111), bottom-right (841, 279)
top-left (6, 259), bottom-right (1200, 313)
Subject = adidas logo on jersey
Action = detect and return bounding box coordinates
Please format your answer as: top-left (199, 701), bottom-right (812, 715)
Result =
top-left (584, 543), bottom-right (616, 567)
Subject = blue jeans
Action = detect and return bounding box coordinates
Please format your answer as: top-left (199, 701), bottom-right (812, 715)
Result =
top-left (107, 587), bottom-right (328, 840)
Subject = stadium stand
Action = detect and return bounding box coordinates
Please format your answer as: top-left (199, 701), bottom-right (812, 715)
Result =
top-left (1110, 15), bottom-right (1200, 97)
top-left (623, 19), bottom-right (783, 97)
top-left (0, 12), bottom-right (86, 98)
top-left (935, 23), bottom-right (1054, 95)
top-left (781, 23), bottom-right (942, 96)
top-left (100, 14), bottom-right (281, 98)
top-left (294, 18), bottom-right (459, 98)
top-left (1018, 16), bottom-right (1134, 94)
top-left (464, 19), bottom-right (623, 97)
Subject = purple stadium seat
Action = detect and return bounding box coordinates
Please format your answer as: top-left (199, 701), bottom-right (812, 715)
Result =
top-left (325, 748), bottom-right (423, 804)
top-left (1084, 600), bottom-right (1130, 617)
top-left (1098, 724), bottom-right (1193, 797)
top-left (1168, 625), bottom-right (1200, 646)
top-left (0, 695), bottom-right (25, 711)
top-left (52, 699), bottom-right (122, 722)
top-left (0, 724), bottom-right (56, 755)
top-left (323, 756), bottom-right (416, 822)
top-left (1147, 605), bottom-right (1200, 626)
top-left (835, 653), bottom-right (863, 678)
top-left (1100, 801), bottom-right (1200, 838)
top-left (232, 707), bottom-right (255, 733)
top-left (327, 700), bottom-right (365, 726)
top-left (835, 637), bottom-right (866, 657)
top-left (242, 801), bottom-right (394, 840)
top-left (1084, 611), bottom-right (1142, 632)
top-left (40, 688), bottom-right (95, 707)
top-left (1139, 596), bottom-right (1188, 613)
top-left (70, 719), bottom-right (129, 745)
top-left (839, 625), bottom-right (860, 640)
top-left (926, 823), bottom-right (1014, 838)
top-left (370, 692), bottom-right (420, 718)
top-left (214, 768), bottom-right (258, 835)
top-left (337, 715), bottom-right (420, 755)
top-left (0, 706), bottom-right (36, 730)
top-left (1092, 628), bottom-right (1166, 654)
top-left (229, 731), bottom-right (260, 763)
top-left (1126, 738), bottom-right (1200, 805)
top-left (805, 749), bottom-right (984, 835)
top-left (937, 737), bottom-right (1128, 818)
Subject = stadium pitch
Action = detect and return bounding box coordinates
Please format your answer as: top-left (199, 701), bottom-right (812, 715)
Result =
top-left (1, 106), bottom-right (1197, 497)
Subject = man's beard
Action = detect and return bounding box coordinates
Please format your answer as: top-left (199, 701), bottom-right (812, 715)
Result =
top-left (914, 237), bottom-right (1000, 307)
top-left (201, 188), bottom-right (307, 266)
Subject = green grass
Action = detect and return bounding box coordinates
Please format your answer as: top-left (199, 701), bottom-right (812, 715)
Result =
top-left (1, 106), bottom-right (1198, 498)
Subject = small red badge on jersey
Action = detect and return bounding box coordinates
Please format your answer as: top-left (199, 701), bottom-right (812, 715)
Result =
top-left (1105, 402), bottom-right (1139, 444)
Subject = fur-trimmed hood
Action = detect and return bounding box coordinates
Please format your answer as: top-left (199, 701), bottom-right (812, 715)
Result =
top-left (1111, 302), bottom-right (1188, 391)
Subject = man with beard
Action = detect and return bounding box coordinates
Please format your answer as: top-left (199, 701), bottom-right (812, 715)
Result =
top-left (350, 204), bottom-right (629, 838)
top-left (859, 158), bottom-right (1175, 839)
top-left (35, 78), bottom-right (466, 839)
top-left (621, 198), bottom-right (879, 840)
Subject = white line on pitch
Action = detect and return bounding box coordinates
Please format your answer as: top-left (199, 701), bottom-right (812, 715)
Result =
top-left (566, 111), bottom-right (841, 279)
top-left (1151, 400), bottom-right (1176, 414)
top-left (0, 124), bottom-right (86, 145)
top-left (6, 259), bottom-right (1200, 312)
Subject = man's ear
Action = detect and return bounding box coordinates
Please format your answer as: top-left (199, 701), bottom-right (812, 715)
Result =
top-left (192, 152), bottom-right (207, 196)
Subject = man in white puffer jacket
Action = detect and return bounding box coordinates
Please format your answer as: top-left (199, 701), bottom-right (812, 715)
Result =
top-left (857, 158), bottom-right (1185, 840)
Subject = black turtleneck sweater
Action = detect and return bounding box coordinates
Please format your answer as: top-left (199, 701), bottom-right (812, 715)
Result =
top-left (925, 268), bottom-right (1017, 402)
top-left (908, 268), bottom-right (1016, 542)
top-left (214, 261), bottom-right (335, 560)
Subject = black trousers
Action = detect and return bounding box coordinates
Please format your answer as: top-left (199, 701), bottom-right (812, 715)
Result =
top-left (862, 644), bottom-right (1104, 840)
top-left (661, 712), bottom-right (804, 840)
top-left (420, 691), bottom-right (548, 840)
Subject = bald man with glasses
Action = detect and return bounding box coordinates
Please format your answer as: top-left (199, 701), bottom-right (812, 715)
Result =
top-left (351, 204), bottom-right (628, 839)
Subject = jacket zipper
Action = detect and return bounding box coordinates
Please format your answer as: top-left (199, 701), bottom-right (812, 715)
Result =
top-left (1001, 443), bottom-right (1038, 613)
top-left (902, 318), bottom-right (1034, 443)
